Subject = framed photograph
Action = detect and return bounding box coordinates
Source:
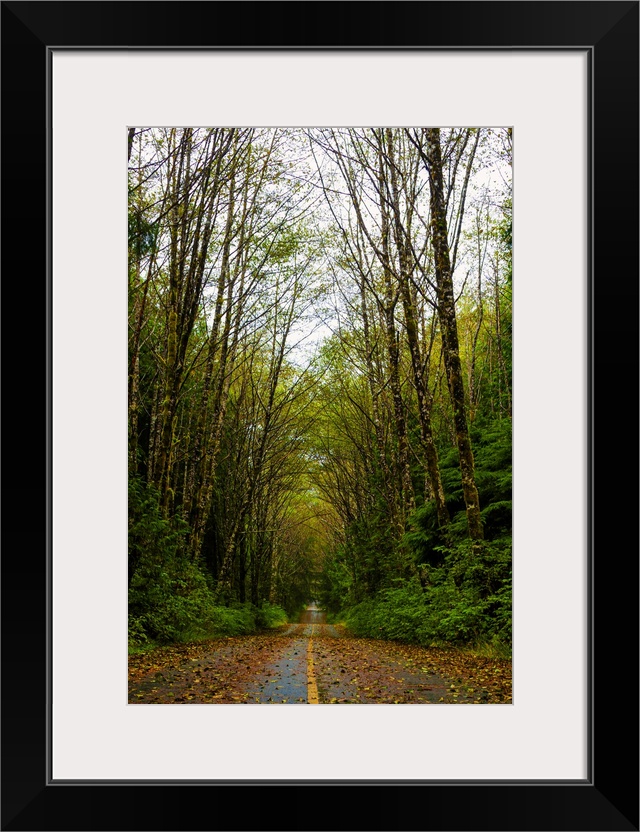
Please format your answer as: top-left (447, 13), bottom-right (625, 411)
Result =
top-left (2, 2), bottom-right (637, 830)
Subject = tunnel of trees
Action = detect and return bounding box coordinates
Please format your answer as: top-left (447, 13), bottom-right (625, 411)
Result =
top-left (128, 126), bottom-right (512, 651)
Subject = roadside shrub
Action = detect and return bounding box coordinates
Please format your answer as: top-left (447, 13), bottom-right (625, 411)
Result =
top-left (254, 602), bottom-right (288, 630)
top-left (128, 614), bottom-right (150, 649)
top-left (184, 603), bottom-right (257, 640)
top-left (341, 539), bottom-right (512, 650)
top-left (344, 580), bottom-right (427, 643)
top-left (128, 478), bottom-right (289, 645)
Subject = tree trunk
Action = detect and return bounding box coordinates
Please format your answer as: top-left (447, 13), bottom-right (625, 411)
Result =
top-left (424, 128), bottom-right (484, 541)
top-left (377, 143), bottom-right (414, 530)
top-left (384, 129), bottom-right (449, 531)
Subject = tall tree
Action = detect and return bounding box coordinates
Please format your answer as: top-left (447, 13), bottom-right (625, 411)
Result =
top-left (421, 127), bottom-right (484, 541)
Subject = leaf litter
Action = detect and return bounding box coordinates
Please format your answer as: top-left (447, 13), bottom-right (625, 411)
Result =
top-left (129, 623), bottom-right (511, 704)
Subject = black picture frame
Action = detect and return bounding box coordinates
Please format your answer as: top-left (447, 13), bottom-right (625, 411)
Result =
top-left (2, 2), bottom-right (638, 830)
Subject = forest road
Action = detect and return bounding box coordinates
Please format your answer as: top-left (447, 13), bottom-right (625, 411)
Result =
top-left (129, 606), bottom-right (512, 704)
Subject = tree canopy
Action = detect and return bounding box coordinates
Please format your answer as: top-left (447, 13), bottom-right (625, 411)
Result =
top-left (128, 126), bottom-right (512, 651)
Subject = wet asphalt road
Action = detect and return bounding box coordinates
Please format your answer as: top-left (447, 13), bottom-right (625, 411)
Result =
top-left (299, 603), bottom-right (326, 625)
top-left (245, 604), bottom-right (337, 703)
top-left (217, 605), bottom-right (482, 705)
top-left (129, 605), bottom-right (512, 704)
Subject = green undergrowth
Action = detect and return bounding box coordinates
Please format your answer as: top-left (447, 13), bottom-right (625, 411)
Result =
top-left (128, 476), bottom-right (288, 651)
top-left (338, 545), bottom-right (512, 658)
top-left (319, 418), bottom-right (512, 658)
top-left (128, 602), bottom-right (288, 653)
top-left (341, 595), bottom-right (511, 658)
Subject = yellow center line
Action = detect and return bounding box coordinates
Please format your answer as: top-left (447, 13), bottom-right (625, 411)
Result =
top-left (307, 624), bottom-right (319, 704)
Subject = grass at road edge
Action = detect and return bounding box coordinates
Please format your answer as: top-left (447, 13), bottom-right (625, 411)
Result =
top-left (128, 601), bottom-right (288, 655)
